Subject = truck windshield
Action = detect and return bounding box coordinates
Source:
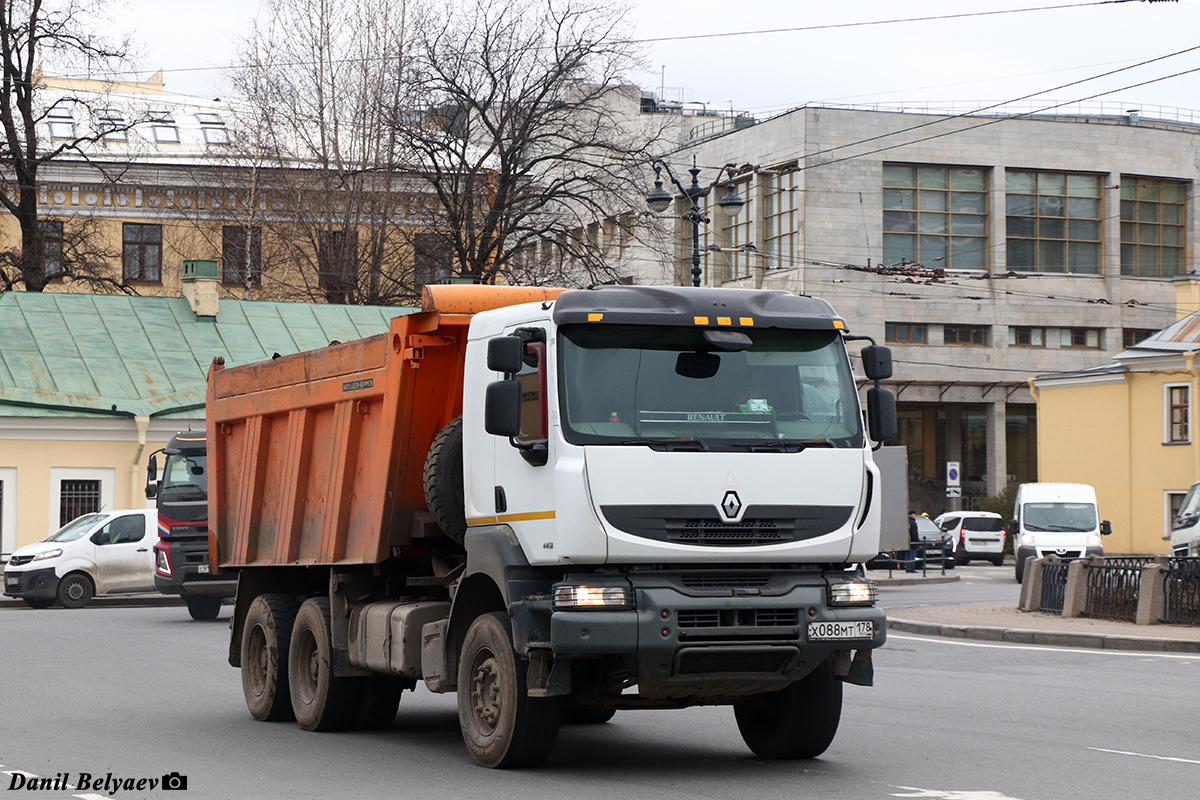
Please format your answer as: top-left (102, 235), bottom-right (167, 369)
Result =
top-left (160, 453), bottom-right (207, 502)
top-left (1023, 502), bottom-right (1096, 532)
top-left (1175, 484), bottom-right (1200, 530)
top-left (558, 324), bottom-right (862, 449)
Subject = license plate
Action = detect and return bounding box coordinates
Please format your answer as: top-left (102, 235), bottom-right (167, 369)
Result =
top-left (808, 620), bottom-right (874, 641)
top-left (197, 564), bottom-right (209, 574)
top-left (5, 575), bottom-right (18, 586)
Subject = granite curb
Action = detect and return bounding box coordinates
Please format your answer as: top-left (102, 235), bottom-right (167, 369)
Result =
top-left (886, 615), bottom-right (1200, 653)
top-left (0, 594), bottom-right (185, 609)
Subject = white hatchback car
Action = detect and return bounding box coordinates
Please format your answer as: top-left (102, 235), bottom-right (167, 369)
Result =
top-left (3, 510), bottom-right (157, 608)
top-left (934, 511), bottom-right (1006, 566)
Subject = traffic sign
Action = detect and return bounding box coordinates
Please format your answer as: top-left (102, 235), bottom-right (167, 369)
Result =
top-left (946, 487), bottom-right (962, 498)
top-left (946, 461), bottom-right (960, 488)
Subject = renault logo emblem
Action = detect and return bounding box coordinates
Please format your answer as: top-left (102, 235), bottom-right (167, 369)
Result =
top-left (721, 491), bottom-right (742, 519)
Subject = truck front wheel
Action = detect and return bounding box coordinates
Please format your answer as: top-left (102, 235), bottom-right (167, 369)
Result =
top-left (733, 657), bottom-right (843, 759)
top-left (288, 597), bottom-right (362, 732)
top-left (185, 595), bottom-right (222, 621)
top-left (458, 612), bottom-right (561, 768)
top-left (241, 593), bottom-right (300, 722)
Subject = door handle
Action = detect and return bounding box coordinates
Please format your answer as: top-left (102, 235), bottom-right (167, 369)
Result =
top-left (137, 548), bottom-right (149, 552)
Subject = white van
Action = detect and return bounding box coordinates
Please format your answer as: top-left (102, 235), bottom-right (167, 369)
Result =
top-left (2, 510), bottom-right (157, 608)
top-left (1011, 483), bottom-right (1109, 583)
top-left (1171, 481), bottom-right (1200, 557)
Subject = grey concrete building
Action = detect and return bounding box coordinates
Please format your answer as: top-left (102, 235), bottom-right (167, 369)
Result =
top-left (618, 103), bottom-right (1197, 513)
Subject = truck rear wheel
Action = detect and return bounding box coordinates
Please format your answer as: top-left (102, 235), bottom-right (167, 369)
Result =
top-left (185, 595), bottom-right (222, 621)
top-left (289, 597), bottom-right (362, 731)
top-left (458, 612), bottom-right (561, 768)
top-left (353, 676), bottom-right (408, 730)
top-left (424, 417), bottom-right (466, 544)
top-left (241, 593), bottom-right (300, 721)
top-left (733, 657), bottom-right (842, 759)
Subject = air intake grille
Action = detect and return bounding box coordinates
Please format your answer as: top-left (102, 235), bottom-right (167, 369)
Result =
top-left (677, 608), bottom-right (799, 628)
top-left (681, 574), bottom-right (770, 590)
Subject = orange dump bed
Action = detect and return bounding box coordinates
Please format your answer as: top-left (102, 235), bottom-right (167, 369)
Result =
top-left (206, 285), bottom-right (563, 569)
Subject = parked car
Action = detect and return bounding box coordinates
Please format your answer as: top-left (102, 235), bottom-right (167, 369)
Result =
top-left (866, 514), bottom-right (953, 570)
top-left (2, 510), bottom-right (157, 608)
top-left (1010, 482), bottom-right (1109, 583)
top-left (934, 511), bottom-right (1006, 566)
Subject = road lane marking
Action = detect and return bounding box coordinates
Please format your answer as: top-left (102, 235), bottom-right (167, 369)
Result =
top-left (887, 633), bottom-right (1200, 660)
top-left (1087, 747), bottom-right (1200, 765)
top-left (889, 786), bottom-right (1026, 799)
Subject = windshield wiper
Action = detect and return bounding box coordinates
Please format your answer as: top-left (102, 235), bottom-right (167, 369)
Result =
top-left (614, 438), bottom-right (708, 452)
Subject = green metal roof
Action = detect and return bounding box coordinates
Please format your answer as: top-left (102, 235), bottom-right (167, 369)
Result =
top-left (0, 292), bottom-right (415, 418)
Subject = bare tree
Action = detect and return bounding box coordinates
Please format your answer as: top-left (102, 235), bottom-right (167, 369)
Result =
top-left (0, 0), bottom-right (133, 292)
top-left (226, 0), bottom-right (424, 305)
top-left (399, 0), bottom-right (664, 287)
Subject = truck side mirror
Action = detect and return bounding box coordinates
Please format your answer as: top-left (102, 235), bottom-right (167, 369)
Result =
top-left (145, 458), bottom-right (158, 499)
top-left (866, 386), bottom-right (897, 442)
top-left (1007, 519), bottom-right (1018, 536)
top-left (484, 380), bottom-right (522, 438)
top-left (487, 336), bottom-right (524, 374)
top-left (1100, 520), bottom-right (1112, 536)
top-left (861, 345), bottom-right (893, 381)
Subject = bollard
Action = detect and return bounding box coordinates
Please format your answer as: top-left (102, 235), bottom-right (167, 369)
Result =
top-left (1135, 563), bottom-right (1168, 625)
top-left (1061, 557), bottom-right (1092, 618)
top-left (1018, 557), bottom-right (1042, 611)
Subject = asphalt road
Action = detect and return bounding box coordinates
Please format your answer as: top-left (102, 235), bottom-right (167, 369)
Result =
top-left (1, 572), bottom-right (1196, 800)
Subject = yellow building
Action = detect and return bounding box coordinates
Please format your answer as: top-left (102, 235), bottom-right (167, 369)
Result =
top-left (1032, 276), bottom-right (1200, 554)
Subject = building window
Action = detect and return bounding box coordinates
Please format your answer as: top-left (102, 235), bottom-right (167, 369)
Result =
top-left (1123, 328), bottom-right (1156, 348)
top-left (1121, 176), bottom-right (1186, 278)
top-left (1166, 491), bottom-right (1188, 540)
top-left (762, 169), bottom-right (797, 271)
top-left (223, 225), bottom-right (263, 286)
top-left (318, 228), bottom-right (359, 304)
top-left (1166, 383), bottom-right (1190, 444)
top-left (59, 479), bottom-right (100, 528)
top-left (122, 223), bottom-right (162, 283)
top-left (882, 164), bottom-right (987, 269)
top-left (944, 325), bottom-right (988, 346)
top-left (1005, 171), bottom-right (1102, 274)
top-left (720, 177), bottom-right (753, 281)
top-left (414, 232), bottom-right (453, 287)
top-left (1060, 328), bottom-right (1100, 349)
top-left (197, 113), bottom-right (230, 144)
top-left (885, 322), bottom-right (928, 344)
top-left (1008, 326), bottom-right (1045, 347)
top-left (0, 467), bottom-right (14, 556)
top-left (47, 106), bottom-right (74, 139)
top-left (40, 219), bottom-right (63, 278)
top-left (97, 108), bottom-right (127, 140)
top-left (148, 111), bottom-right (179, 143)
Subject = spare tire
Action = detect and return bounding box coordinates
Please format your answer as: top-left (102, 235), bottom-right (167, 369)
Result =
top-left (424, 416), bottom-right (467, 543)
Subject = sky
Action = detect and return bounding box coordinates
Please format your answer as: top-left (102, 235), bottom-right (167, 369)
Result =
top-left (111, 0), bottom-right (1200, 123)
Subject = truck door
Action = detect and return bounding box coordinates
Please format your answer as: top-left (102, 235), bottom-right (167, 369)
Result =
top-left (492, 326), bottom-right (558, 557)
top-left (92, 514), bottom-right (154, 591)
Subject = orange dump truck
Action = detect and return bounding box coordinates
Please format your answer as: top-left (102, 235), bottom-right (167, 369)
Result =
top-left (208, 283), bottom-right (897, 768)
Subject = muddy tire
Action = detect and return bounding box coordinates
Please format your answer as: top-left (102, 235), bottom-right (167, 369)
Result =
top-left (424, 417), bottom-right (466, 544)
top-left (734, 657), bottom-right (842, 759)
top-left (241, 593), bottom-right (300, 721)
top-left (288, 597), bottom-right (363, 732)
top-left (458, 612), bottom-right (561, 768)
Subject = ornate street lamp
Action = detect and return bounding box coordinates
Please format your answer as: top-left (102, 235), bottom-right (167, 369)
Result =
top-left (645, 157), bottom-right (744, 287)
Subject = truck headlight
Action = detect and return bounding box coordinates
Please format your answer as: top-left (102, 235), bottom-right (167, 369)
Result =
top-left (552, 584), bottom-right (634, 611)
top-left (1019, 533), bottom-right (1035, 547)
top-left (829, 581), bottom-right (876, 607)
top-left (32, 549), bottom-right (62, 561)
top-left (1087, 533), bottom-right (1101, 547)
top-left (155, 548), bottom-right (172, 576)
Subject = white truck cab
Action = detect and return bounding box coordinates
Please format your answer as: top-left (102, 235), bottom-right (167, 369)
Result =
top-left (3, 509), bottom-right (157, 608)
top-left (1171, 480), bottom-right (1200, 556)
top-left (1010, 483), bottom-right (1109, 583)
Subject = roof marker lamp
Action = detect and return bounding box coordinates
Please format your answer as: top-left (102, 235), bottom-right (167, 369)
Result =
top-left (829, 581), bottom-right (876, 607)
top-left (553, 583), bottom-right (634, 611)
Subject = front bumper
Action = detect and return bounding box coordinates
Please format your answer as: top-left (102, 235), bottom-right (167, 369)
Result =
top-left (547, 572), bottom-right (885, 699)
top-left (3, 567), bottom-right (59, 600)
top-left (154, 539), bottom-right (236, 598)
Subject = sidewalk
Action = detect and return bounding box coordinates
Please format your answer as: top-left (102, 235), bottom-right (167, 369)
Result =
top-left (0, 593), bottom-right (184, 609)
top-left (887, 601), bottom-right (1200, 653)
